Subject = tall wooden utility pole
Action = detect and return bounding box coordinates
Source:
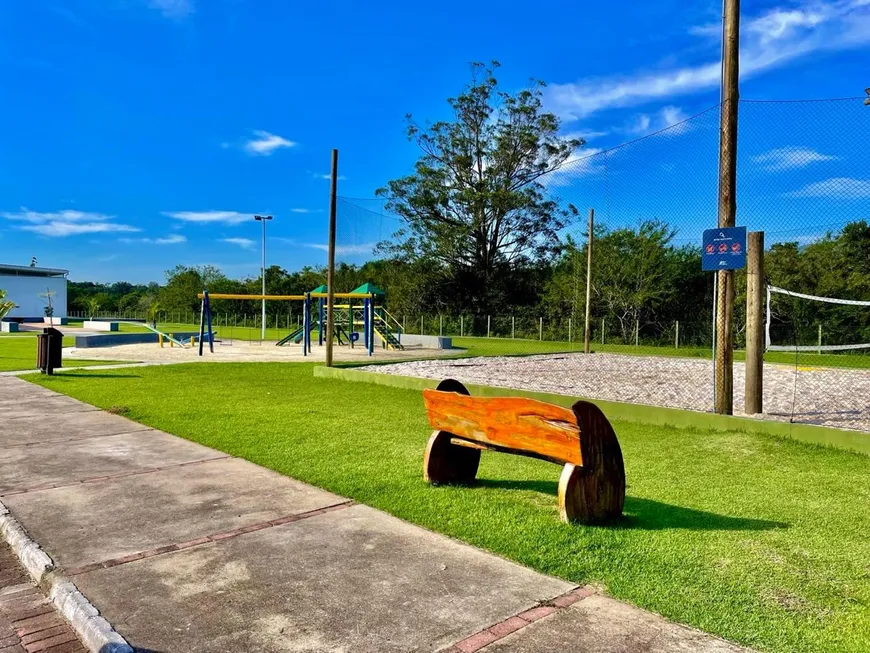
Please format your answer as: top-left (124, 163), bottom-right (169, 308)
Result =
top-left (744, 231), bottom-right (764, 414)
top-left (325, 149), bottom-right (339, 367)
top-left (715, 0), bottom-right (741, 414)
top-left (584, 208), bottom-right (594, 354)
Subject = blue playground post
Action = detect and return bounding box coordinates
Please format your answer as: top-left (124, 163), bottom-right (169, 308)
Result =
top-left (318, 297), bottom-right (324, 346)
top-left (368, 294), bottom-right (374, 356)
top-left (363, 298), bottom-right (370, 351)
top-left (204, 291), bottom-right (214, 353)
top-left (305, 293), bottom-right (312, 354)
top-left (302, 293), bottom-right (310, 356)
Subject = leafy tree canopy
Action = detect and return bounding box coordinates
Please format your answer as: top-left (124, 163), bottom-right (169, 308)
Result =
top-left (377, 61), bottom-right (581, 312)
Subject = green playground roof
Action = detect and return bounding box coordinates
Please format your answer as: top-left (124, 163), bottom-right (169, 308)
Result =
top-left (310, 284), bottom-right (328, 293)
top-left (351, 282), bottom-right (385, 296)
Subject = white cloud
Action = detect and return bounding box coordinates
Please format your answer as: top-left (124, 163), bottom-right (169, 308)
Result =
top-left (543, 148), bottom-right (605, 187)
top-left (560, 129), bottom-right (609, 141)
top-left (221, 237), bottom-right (257, 250)
top-left (305, 243), bottom-right (374, 255)
top-left (1, 209), bottom-right (139, 237)
top-left (121, 234), bottom-right (187, 245)
top-left (625, 105), bottom-right (690, 135)
top-left (545, 1), bottom-right (870, 120)
top-left (316, 173), bottom-right (347, 181)
top-left (163, 211), bottom-right (257, 225)
top-left (290, 208), bottom-right (315, 213)
top-left (244, 130), bottom-right (296, 156)
top-left (788, 177), bottom-right (870, 198)
top-left (752, 147), bottom-right (839, 171)
top-left (147, 0), bottom-right (194, 19)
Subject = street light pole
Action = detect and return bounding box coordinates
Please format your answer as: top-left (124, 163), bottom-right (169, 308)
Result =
top-left (254, 215), bottom-right (273, 340)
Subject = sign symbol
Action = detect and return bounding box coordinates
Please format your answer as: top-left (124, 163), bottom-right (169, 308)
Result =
top-left (718, 243), bottom-right (728, 253)
top-left (719, 232), bottom-right (725, 238)
top-left (705, 244), bottom-right (715, 254)
top-left (731, 243), bottom-right (741, 253)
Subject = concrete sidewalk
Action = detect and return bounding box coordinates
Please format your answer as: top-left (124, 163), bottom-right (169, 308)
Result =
top-left (0, 375), bottom-right (749, 653)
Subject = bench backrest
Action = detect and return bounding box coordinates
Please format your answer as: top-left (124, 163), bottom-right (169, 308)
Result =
top-left (422, 389), bottom-right (582, 467)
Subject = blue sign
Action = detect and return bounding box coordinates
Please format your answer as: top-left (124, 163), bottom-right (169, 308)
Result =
top-left (350, 332), bottom-right (360, 343)
top-left (702, 227), bottom-right (747, 271)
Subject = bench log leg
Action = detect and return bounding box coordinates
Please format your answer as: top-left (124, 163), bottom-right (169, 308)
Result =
top-left (558, 401), bottom-right (626, 523)
top-left (423, 430), bottom-right (481, 485)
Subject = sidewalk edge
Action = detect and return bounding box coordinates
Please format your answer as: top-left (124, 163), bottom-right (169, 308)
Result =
top-left (0, 499), bottom-right (133, 653)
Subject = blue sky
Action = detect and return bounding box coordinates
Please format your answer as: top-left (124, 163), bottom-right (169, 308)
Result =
top-left (0, 0), bottom-right (868, 283)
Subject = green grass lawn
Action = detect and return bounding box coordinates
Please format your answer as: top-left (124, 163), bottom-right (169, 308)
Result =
top-left (29, 363), bottom-right (870, 653)
top-left (0, 334), bottom-right (129, 372)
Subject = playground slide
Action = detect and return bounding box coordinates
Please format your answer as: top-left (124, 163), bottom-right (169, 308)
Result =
top-left (141, 323), bottom-right (191, 348)
top-left (276, 325), bottom-right (306, 346)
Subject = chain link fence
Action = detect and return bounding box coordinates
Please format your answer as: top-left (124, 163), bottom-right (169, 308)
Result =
top-left (336, 98), bottom-right (870, 431)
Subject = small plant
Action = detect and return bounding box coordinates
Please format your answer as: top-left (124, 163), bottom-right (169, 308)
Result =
top-left (146, 299), bottom-right (161, 328)
top-left (86, 297), bottom-right (101, 319)
top-left (0, 289), bottom-right (16, 320)
top-left (106, 405), bottom-right (130, 415)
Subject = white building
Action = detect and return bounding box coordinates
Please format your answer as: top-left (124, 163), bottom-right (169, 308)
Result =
top-left (0, 264), bottom-right (69, 319)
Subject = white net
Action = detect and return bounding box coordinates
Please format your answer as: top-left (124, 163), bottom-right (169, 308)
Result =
top-left (766, 286), bottom-right (870, 352)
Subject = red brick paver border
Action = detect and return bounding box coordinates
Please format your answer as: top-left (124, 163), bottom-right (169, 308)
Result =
top-left (0, 545), bottom-right (85, 653)
top-left (64, 500), bottom-right (355, 577)
top-left (0, 455), bottom-right (231, 497)
top-left (443, 586), bottom-right (596, 653)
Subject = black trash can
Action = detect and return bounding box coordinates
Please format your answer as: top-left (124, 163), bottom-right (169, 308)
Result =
top-left (36, 327), bottom-right (63, 374)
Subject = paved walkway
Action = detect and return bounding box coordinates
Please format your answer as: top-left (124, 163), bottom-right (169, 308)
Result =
top-left (0, 376), bottom-right (749, 653)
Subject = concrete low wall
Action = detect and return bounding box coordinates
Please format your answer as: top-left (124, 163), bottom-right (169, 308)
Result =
top-left (0, 321), bottom-right (19, 333)
top-left (83, 320), bottom-right (119, 332)
top-left (44, 317), bottom-right (68, 325)
top-left (396, 334), bottom-right (452, 349)
top-left (74, 332), bottom-right (201, 348)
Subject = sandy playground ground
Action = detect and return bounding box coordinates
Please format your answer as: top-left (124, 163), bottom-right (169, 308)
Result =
top-left (369, 352), bottom-right (870, 433)
top-left (64, 339), bottom-right (462, 365)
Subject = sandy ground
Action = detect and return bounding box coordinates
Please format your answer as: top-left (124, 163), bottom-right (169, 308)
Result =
top-left (369, 352), bottom-right (870, 432)
top-left (64, 340), bottom-right (462, 364)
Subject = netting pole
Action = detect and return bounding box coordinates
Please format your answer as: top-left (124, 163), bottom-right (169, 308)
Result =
top-left (584, 207), bottom-right (594, 354)
top-left (487, 315), bottom-right (491, 338)
top-left (714, 0), bottom-right (741, 415)
top-left (635, 320), bottom-right (640, 347)
top-left (675, 321), bottom-right (680, 349)
top-left (818, 324), bottom-right (822, 356)
top-left (460, 315), bottom-right (463, 337)
top-left (539, 317), bottom-right (543, 341)
top-left (745, 231), bottom-right (764, 414)
top-left (439, 315), bottom-right (443, 336)
top-left (325, 149), bottom-right (338, 367)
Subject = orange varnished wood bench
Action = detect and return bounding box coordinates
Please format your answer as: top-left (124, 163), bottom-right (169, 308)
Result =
top-left (422, 379), bottom-right (625, 523)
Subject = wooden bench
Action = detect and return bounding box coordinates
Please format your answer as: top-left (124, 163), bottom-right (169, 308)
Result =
top-left (422, 379), bottom-right (625, 524)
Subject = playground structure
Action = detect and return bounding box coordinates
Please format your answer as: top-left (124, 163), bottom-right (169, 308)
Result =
top-left (196, 283), bottom-right (405, 357)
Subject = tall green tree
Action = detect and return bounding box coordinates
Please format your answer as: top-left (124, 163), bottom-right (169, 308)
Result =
top-left (377, 62), bottom-right (581, 312)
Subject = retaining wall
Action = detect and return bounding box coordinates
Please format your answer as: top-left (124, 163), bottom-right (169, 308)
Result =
top-left (74, 332), bottom-right (200, 348)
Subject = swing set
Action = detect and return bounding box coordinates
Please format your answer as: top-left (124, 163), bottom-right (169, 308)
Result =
top-left (196, 283), bottom-right (404, 357)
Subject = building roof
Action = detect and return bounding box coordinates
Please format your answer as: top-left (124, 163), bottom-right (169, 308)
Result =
top-left (0, 264), bottom-right (69, 278)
